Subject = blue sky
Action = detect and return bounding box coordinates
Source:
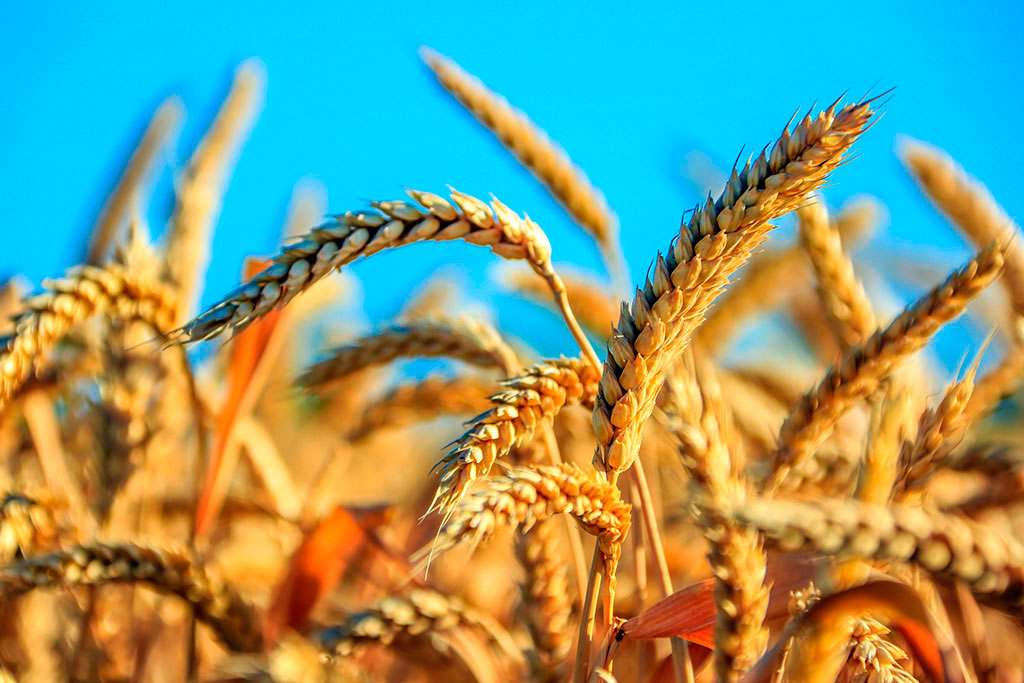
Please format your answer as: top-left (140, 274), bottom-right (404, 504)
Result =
top-left (2, 1), bottom-right (1022, 360)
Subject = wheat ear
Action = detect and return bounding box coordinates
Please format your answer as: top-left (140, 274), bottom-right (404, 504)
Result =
top-left (732, 497), bottom-right (1024, 623)
top-left (900, 138), bottom-right (1024, 313)
top-left (163, 60), bottom-right (264, 320)
top-left (86, 96), bottom-right (183, 265)
top-left (0, 543), bottom-right (261, 652)
top-left (767, 241), bottom-right (1006, 492)
top-left (517, 518), bottom-right (573, 681)
top-left (300, 316), bottom-right (520, 391)
top-left (429, 355), bottom-right (600, 516)
top-left (421, 462), bottom-right (629, 573)
top-left (797, 195), bottom-right (877, 349)
top-left (178, 189), bottom-right (596, 364)
top-left (664, 355), bottom-right (768, 680)
top-left (421, 48), bottom-right (624, 284)
top-left (593, 97), bottom-right (877, 480)
top-left (347, 375), bottom-right (494, 441)
top-left (0, 264), bottom-right (180, 413)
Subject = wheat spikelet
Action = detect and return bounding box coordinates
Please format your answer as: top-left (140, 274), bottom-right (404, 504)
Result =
top-left (593, 97), bottom-right (877, 479)
top-left (347, 375), bottom-right (494, 441)
top-left (900, 138), bottom-right (1024, 313)
top-left (0, 543), bottom-right (262, 652)
top-left (767, 241), bottom-right (1006, 492)
top-left (501, 265), bottom-right (619, 337)
top-left (163, 60), bottom-right (264, 320)
top-left (421, 49), bottom-right (620, 273)
top-left (516, 517), bottom-right (572, 681)
top-left (663, 356), bottom-right (768, 680)
top-left (797, 196), bottom-right (877, 349)
top-left (300, 316), bottom-right (520, 391)
top-left (0, 263), bottom-right (180, 413)
top-left (86, 96), bottom-right (183, 265)
top-left (430, 355), bottom-right (600, 516)
top-left (732, 497), bottom-right (1024, 621)
top-left (836, 617), bottom-right (917, 683)
top-left (423, 462), bottom-right (629, 575)
top-left (0, 493), bottom-right (57, 561)
top-left (179, 189), bottom-right (556, 342)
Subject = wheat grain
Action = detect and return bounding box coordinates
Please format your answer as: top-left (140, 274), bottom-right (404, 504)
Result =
top-left (767, 241), bottom-right (1005, 492)
top-left (732, 497), bottom-right (1024, 622)
top-left (430, 355), bottom-right (600, 516)
top-left (593, 97), bottom-right (877, 479)
top-left (163, 60), bottom-right (264, 320)
top-left (178, 189), bottom-right (556, 342)
top-left (797, 196), bottom-right (877, 349)
top-left (0, 263), bottom-right (180, 414)
top-left (901, 138), bottom-right (1024, 314)
top-left (0, 493), bottom-right (57, 561)
top-left (299, 316), bottom-right (520, 390)
top-left (0, 543), bottom-right (261, 652)
top-left (421, 48), bottom-right (621, 278)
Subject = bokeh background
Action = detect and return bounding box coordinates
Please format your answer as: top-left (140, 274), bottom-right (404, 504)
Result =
top-left (2, 0), bottom-right (1022, 363)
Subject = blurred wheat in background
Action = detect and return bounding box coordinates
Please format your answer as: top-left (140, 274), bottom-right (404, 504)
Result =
top-left (3, 44), bottom-right (1024, 683)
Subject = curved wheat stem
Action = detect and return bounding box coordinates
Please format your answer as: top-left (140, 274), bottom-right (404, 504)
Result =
top-left (422, 48), bottom-right (623, 284)
top-left (0, 264), bottom-right (180, 413)
top-left (731, 497), bottom-right (1024, 623)
top-left (163, 60), bottom-right (264, 320)
top-left (0, 543), bottom-right (261, 652)
top-left (797, 195), bottom-right (876, 349)
top-left (767, 241), bottom-right (1006, 492)
top-left (593, 97), bottom-right (878, 479)
top-left (300, 316), bottom-right (520, 390)
top-left (501, 265), bottom-right (619, 338)
top-left (347, 375), bottom-right (494, 441)
top-left (429, 355), bottom-right (600, 516)
top-left (900, 137), bottom-right (1024, 313)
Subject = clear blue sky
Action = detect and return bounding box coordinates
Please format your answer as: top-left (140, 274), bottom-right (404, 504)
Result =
top-left (2, 1), bottom-right (1022, 359)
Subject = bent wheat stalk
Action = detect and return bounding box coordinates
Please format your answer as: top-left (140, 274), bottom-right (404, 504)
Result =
top-left (0, 264), bottom-right (180, 413)
top-left (593, 96), bottom-right (877, 481)
top-left (299, 316), bottom-right (520, 389)
top-left (0, 543), bottom-right (262, 652)
top-left (767, 241), bottom-right (1006, 492)
top-left (422, 48), bottom-right (623, 284)
top-left (429, 355), bottom-right (601, 516)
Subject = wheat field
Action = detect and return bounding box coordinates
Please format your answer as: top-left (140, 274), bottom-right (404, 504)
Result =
top-left (1, 50), bottom-right (1023, 683)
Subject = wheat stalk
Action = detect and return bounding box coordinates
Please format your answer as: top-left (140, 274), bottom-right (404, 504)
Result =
top-left (163, 60), bottom-right (264, 320)
top-left (900, 138), bottom-right (1024, 313)
top-left (0, 263), bottom-right (180, 413)
top-left (421, 48), bottom-right (623, 283)
top-left (732, 497), bottom-right (1024, 622)
top-left (797, 195), bottom-right (877, 349)
top-left (593, 97), bottom-right (877, 480)
top-left (767, 241), bottom-right (1006, 492)
top-left (501, 265), bottom-right (620, 338)
top-left (299, 316), bottom-right (520, 390)
top-left (0, 543), bottom-right (261, 652)
top-left (429, 355), bottom-right (600, 517)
